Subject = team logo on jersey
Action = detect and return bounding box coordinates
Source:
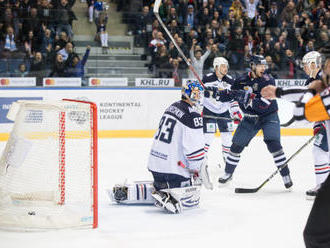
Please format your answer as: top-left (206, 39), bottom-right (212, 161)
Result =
top-left (244, 86), bottom-right (253, 93)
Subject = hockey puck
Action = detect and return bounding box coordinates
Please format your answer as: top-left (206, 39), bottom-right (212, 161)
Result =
top-left (28, 211), bottom-right (36, 215)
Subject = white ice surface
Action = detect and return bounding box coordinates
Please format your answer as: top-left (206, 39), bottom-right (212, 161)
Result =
top-left (0, 136), bottom-right (316, 248)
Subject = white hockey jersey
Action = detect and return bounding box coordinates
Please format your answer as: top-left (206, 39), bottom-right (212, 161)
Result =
top-left (147, 100), bottom-right (205, 178)
top-left (202, 72), bottom-right (234, 114)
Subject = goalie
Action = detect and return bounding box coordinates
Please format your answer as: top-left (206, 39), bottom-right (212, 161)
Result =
top-left (108, 80), bottom-right (213, 214)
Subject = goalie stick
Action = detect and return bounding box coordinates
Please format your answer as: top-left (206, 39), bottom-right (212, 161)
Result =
top-left (153, 0), bottom-right (204, 87)
top-left (235, 133), bottom-right (316, 193)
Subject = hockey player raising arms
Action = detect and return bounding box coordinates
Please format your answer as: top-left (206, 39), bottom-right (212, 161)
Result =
top-left (202, 57), bottom-right (243, 163)
top-left (218, 55), bottom-right (293, 189)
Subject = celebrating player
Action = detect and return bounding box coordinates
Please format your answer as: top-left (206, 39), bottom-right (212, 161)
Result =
top-left (218, 55), bottom-right (293, 189)
top-left (202, 57), bottom-right (242, 164)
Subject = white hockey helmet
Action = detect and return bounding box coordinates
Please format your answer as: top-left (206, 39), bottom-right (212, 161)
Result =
top-left (302, 51), bottom-right (322, 68)
top-left (213, 57), bottom-right (229, 69)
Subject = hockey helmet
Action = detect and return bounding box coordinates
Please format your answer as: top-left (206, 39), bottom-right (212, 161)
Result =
top-left (182, 80), bottom-right (204, 104)
top-left (302, 51), bottom-right (322, 68)
top-left (213, 57), bottom-right (229, 69)
top-left (250, 55), bottom-right (267, 67)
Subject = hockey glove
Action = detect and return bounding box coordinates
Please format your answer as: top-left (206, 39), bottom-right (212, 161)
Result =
top-left (232, 90), bottom-right (255, 108)
top-left (229, 101), bottom-right (244, 124)
top-left (216, 89), bottom-right (233, 102)
top-left (204, 86), bottom-right (218, 98)
top-left (313, 122), bottom-right (326, 136)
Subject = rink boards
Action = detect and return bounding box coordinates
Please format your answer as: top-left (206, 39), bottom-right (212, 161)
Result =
top-left (0, 87), bottom-right (313, 141)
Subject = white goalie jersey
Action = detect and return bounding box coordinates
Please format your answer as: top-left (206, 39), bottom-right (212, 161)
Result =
top-left (147, 100), bottom-right (205, 178)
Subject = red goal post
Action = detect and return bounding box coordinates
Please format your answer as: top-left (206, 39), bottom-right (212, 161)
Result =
top-left (0, 99), bottom-right (98, 230)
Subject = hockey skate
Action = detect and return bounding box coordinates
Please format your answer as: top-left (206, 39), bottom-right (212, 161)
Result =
top-left (218, 173), bottom-right (233, 184)
top-left (306, 185), bottom-right (320, 200)
top-left (282, 175), bottom-right (293, 189)
top-left (151, 191), bottom-right (181, 214)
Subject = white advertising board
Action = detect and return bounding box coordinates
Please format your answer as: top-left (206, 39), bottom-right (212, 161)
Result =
top-left (43, 78), bottom-right (82, 87)
top-left (0, 77), bottom-right (36, 87)
top-left (0, 88), bottom-right (180, 133)
top-left (0, 88), bottom-right (311, 139)
top-left (135, 78), bottom-right (174, 87)
top-left (88, 77), bottom-right (128, 87)
top-left (275, 79), bottom-right (306, 87)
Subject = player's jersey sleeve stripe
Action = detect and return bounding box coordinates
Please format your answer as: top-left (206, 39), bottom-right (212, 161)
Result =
top-left (187, 152), bottom-right (204, 158)
top-left (186, 148), bottom-right (205, 162)
top-left (186, 148), bottom-right (204, 157)
top-left (277, 87), bottom-right (307, 102)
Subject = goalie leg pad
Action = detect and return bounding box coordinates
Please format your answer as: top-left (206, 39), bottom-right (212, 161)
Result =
top-left (108, 181), bottom-right (155, 204)
top-left (161, 185), bottom-right (201, 211)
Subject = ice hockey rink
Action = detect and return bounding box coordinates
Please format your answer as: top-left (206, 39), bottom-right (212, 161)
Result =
top-left (0, 134), bottom-right (316, 248)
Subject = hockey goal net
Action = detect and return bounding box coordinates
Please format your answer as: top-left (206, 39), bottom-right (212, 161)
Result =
top-left (0, 99), bottom-right (98, 230)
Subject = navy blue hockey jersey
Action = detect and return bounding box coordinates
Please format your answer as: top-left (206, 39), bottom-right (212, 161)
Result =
top-left (202, 72), bottom-right (235, 114)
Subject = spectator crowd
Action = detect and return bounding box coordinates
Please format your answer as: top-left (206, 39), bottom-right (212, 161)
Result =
top-left (0, 0), bottom-right (329, 86)
top-left (123, 0), bottom-right (329, 81)
top-left (0, 0), bottom-right (93, 85)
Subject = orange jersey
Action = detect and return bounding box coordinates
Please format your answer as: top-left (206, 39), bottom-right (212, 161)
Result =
top-left (305, 88), bottom-right (330, 122)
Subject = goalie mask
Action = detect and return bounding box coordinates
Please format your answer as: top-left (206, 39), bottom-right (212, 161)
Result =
top-left (182, 80), bottom-right (204, 105)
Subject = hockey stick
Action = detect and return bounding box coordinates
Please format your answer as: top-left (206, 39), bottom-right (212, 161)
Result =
top-left (235, 134), bottom-right (316, 193)
top-left (204, 114), bottom-right (297, 128)
top-left (153, 0), bottom-right (204, 87)
top-left (280, 116), bottom-right (296, 127)
top-left (203, 114), bottom-right (258, 120)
